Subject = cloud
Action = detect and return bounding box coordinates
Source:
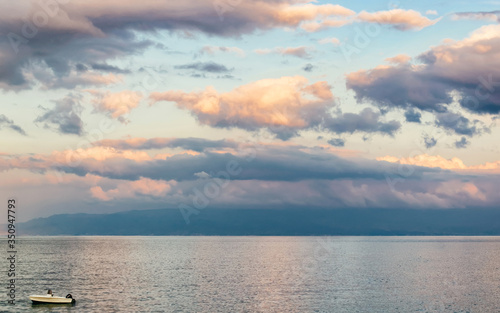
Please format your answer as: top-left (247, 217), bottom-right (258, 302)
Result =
top-left (385, 54), bottom-right (411, 64)
top-left (193, 171), bottom-right (210, 179)
top-left (200, 46), bottom-right (245, 57)
top-left (357, 9), bottom-right (440, 30)
top-left (0, 147), bottom-right (154, 177)
top-left (276, 3), bottom-right (355, 23)
top-left (377, 154), bottom-right (468, 170)
top-left (94, 137), bottom-right (238, 152)
top-left (327, 138), bottom-right (345, 147)
top-left (404, 109), bottom-right (421, 123)
top-left (254, 46), bottom-right (313, 58)
top-left (0, 1), bottom-right (356, 38)
top-left (214, 177), bottom-right (498, 210)
top-left (435, 112), bottom-right (486, 136)
top-left (295, 8), bottom-right (439, 32)
top-left (436, 181), bottom-right (487, 202)
top-left (0, 0), bottom-right (359, 90)
top-left (33, 69), bottom-right (122, 90)
top-left (0, 2), bottom-right (442, 91)
top-left (151, 76), bottom-right (331, 139)
top-left (3, 141), bottom-right (439, 183)
top-left (324, 108), bottom-right (401, 135)
top-left (0, 114), bottom-right (26, 135)
top-left (426, 10), bottom-right (438, 16)
top-left (34, 94), bottom-right (84, 135)
top-left (90, 177), bottom-right (175, 201)
top-left (302, 63), bottom-right (314, 72)
top-left (5, 142), bottom-right (500, 210)
top-left (377, 153), bottom-right (500, 172)
top-left (300, 19), bottom-right (353, 32)
top-left (318, 37), bottom-right (340, 45)
top-left (423, 135), bottom-right (437, 149)
top-left (455, 137), bottom-right (470, 149)
top-left (150, 76), bottom-right (400, 139)
top-left (1, 24), bottom-right (147, 90)
top-left (88, 90), bottom-right (142, 123)
top-left (279, 3), bottom-right (355, 32)
top-left (55, 146), bottom-right (153, 163)
top-left (346, 24), bottom-right (500, 118)
top-left (452, 11), bottom-right (500, 22)
top-left (347, 64), bottom-right (450, 113)
top-left (174, 62), bottom-right (232, 73)
top-left (90, 63), bottom-right (131, 74)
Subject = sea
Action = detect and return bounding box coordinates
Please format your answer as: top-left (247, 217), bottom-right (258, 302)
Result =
top-left (1, 236), bottom-right (500, 312)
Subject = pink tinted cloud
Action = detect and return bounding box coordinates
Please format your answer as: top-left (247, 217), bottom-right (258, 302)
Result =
top-left (90, 177), bottom-right (175, 201)
top-left (377, 154), bottom-right (468, 170)
top-left (51, 147), bottom-right (153, 163)
top-left (377, 154), bottom-right (500, 173)
top-left (275, 3), bottom-right (354, 23)
top-left (385, 54), bottom-right (411, 64)
top-left (0, 1), bottom-right (440, 92)
top-left (209, 177), bottom-right (499, 210)
top-left (2, 147), bottom-right (153, 173)
top-left (2, 142), bottom-right (500, 210)
top-left (150, 76), bottom-right (333, 137)
top-left (88, 90), bottom-right (142, 123)
top-left (436, 181), bottom-right (487, 202)
top-left (150, 76), bottom-right (400, 138)
top-left (1, 1), bottom-right (360, 90)
top-left (254, 46), bottom-right (313, 58)
top-left (318, 37), bottom-right (340, 45)
top-left (346, 24), bottom-right (500, 116)
top-left (2, 1), bottom-right (356, 38)
top-left (357, 9), bottom-right (440, 30)
top-left (300, 19), bottom-right (353, 32)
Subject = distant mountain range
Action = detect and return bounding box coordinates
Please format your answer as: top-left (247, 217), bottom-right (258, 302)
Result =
top-left (18, 208), bottom-right (500, 236)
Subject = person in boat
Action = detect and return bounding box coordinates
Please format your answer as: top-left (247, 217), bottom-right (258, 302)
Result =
top-left (47, 289), bottom-right (53, 296)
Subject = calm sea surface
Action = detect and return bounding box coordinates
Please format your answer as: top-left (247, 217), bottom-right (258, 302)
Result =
top-left (1, 236), bottom-right (500, 312)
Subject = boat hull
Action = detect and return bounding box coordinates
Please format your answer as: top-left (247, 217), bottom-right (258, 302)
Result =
top-left (29, 295), bottom-right (75, 304)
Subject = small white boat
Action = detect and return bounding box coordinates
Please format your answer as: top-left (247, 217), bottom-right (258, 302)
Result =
top-left (29, 290), bottom-right (75, 304)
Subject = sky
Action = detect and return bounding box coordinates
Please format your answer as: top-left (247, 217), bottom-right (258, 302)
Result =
top-left (1, 0), bottom-right (499, 221)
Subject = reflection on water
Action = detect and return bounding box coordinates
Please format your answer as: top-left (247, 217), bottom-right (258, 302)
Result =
top-left (1, 236), bottom-right (500, 312)
top-left (31, 303), bottom-right (75, 312)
